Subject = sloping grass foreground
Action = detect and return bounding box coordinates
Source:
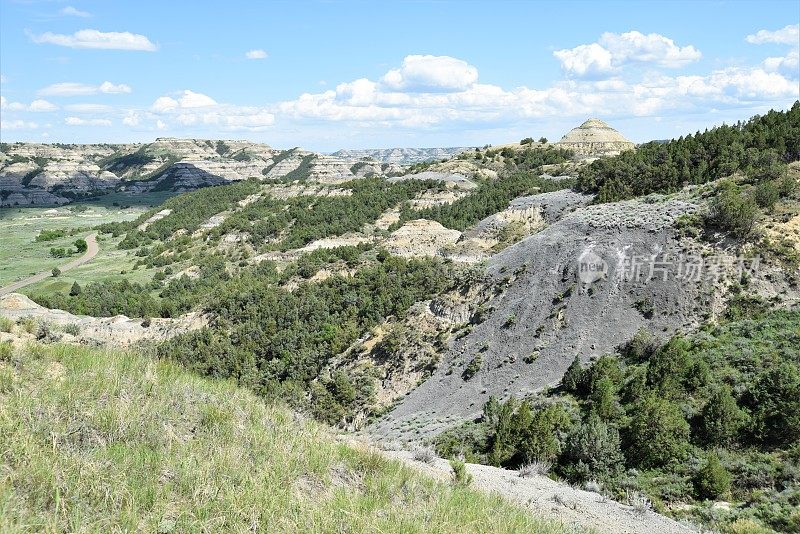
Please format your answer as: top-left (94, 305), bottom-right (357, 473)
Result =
top-left (0, 343), bottom-right (569, 533)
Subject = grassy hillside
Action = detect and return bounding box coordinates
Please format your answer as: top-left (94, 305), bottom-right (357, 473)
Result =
top-left (0, 342), bottom-right (568, 533)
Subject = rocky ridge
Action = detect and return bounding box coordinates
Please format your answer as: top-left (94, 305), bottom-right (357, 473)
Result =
top-left (331, 147), bottom-right (470, 164)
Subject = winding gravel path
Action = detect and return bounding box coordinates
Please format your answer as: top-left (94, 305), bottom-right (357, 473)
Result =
top-left (0, 233), bottom-right (98, 297)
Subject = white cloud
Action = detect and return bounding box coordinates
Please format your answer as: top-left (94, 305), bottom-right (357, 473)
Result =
top-left (65, 116), bottom-right (112, 126)
top-left (152, 90), bottom-right (217, 112)
top-left (156, 120), bottom-right (167, 130)
top-left (245, 49), bottom-right (268, 60)
top-left (1, 119), bottom-right (38, 130)
top-left (276, 51), bottom-right (798, 130)
top-left (122, 111), bottom-right (140, 126)
top-left (150, 90), bottom-right (273, 131)
top-left (764, 48), bottom-right (800, 74)
top-left (99, 81), bottom-right (131, 93)
top-left (37, 81), bottom-right (131, 96)
top-left (553, 43), bottom-right (614, 78)
top-left (61, 6), bottom-right (91, 17)
top-left (0, 74), bottom-right (6, 83)
top-left (152, 96), bottom-right (178, 112)
top-left (599, 31), bottom-right (701, 67)
top-left (28, 99), bottom-right (58, 112)
top-left (555, 31), bottom-right (701, 77)
top-left (179, 90), bottom-right (217, 108)
top-left (1, 97), bottom-right (58, 112)
top-left (746, 24), bottom-right (800, 45)
top-left (29, 29), bottom-right (157, 51)
top-left (381, 55), bottom-right (479, 91)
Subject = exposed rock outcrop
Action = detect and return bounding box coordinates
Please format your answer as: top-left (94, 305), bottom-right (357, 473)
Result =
top-left (0, 293), bottom-right (205, 346)
top-left (384, 219), bottom-right (462, 258)
top-left (556, 118), bottom-right (635, 159)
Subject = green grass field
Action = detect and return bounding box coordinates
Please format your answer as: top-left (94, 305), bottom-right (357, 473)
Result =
top-left (0, 204), bottom-right (158, 292)
top-left (0, 342), bottom-right (570, 533)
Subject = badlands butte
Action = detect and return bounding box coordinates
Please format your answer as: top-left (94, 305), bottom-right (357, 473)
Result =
top-left (2, 105), bottom-right (800, 533)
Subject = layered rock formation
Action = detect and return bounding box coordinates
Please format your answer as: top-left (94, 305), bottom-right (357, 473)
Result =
top-left (555, 118), bottom-right (635, 159)
top-left (332, 147), bottom-right (469, 164)
top-left (0, 140), bottom-right (372, 206)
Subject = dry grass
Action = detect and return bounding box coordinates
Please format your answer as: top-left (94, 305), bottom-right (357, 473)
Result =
top-left (519, 460), bottom-right (551, 478)
top-left (0, 343), bottom-right (569, 533)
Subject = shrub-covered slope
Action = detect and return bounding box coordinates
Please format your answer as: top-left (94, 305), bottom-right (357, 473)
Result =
top-left (432, 308), bottom-right (800, 533)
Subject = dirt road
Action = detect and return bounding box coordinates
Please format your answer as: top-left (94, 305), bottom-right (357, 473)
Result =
top-left (0, 233), bottom-right (99, 297)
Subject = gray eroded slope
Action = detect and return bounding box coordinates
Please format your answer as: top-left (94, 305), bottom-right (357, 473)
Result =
top-left (370, 196), bottom-right (711, 442)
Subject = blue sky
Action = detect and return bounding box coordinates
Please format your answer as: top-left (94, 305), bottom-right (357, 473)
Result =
top-left (1, 0), bottom-right (798, 151)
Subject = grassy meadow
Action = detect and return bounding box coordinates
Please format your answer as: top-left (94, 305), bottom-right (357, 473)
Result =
top-left (0, 199), bottom-right (165, 294)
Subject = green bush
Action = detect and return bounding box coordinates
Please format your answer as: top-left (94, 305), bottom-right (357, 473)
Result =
top-left (699, 385), bottom-right (747, 446)
top-left (0, 317), bottom-right (13, 333)
top-left (462, 355), bottom-right (482, 380)
top-left (561, 356), bottom-right (583, 393)
top-left (624, 396), bottom-right (689, 468)
top-left (0, 341), bottom-right (12, 362)
top-left (559, 415), bottom-right (623, 482)
top-left (707, 181), bottom-right (759, 238)
top-left (747, 362), bottom-right (800, 448)
top-left (449, 458), bottom-right (473, 487)
top-left (35, 229), bottom-right (66, 242)
top-left (753, 180), bottom-right (780, 210)
top-left (69, 282), bottom-right (82, 296)
top-left (694, 452), bottom-right (731, 500)
top-left (63, 323), bottom-right (80, 336)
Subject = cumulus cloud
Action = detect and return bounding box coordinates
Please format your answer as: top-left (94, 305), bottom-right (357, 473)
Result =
top-left (599, 31), bottom-right (701, 67)
top-left (245, 49), bottom-right (268, 59)
top-left (152, 90), bottom-right (217, 112)
top-left (763, 48), bottom-right (800, 74)
top-left (149, 90), bottom-right (273, 131)
top-left (29, 29), bottom-right (157, 51)
top-left (555, 31), bottom-right (701, 77)
top-left (1, 97), bottom-right (58, 112)
top-left (553, 43), bottom-right (614, 78)
top-left (61, 6), bottom-right (91, 17)
top-left (382, 55), bottom-right (479, 91)
top-left (746, 24), bottom-right (800, 45)
top-left (276, 51), bottom-right (797, 130)
top-left (38, 81), bottom-right (131, 96)
top-left (65, 116), bottom-right (112, 126)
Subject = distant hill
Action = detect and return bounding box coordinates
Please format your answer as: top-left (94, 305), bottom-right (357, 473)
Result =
top-left (331, 147), bottom-right (471, 164)
top-left (0, 139), bottom-right (403, 207)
